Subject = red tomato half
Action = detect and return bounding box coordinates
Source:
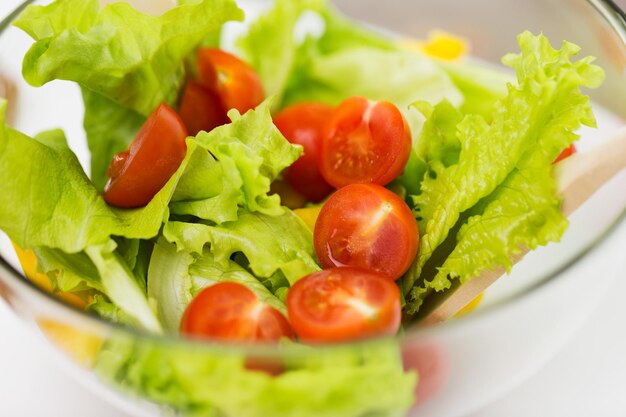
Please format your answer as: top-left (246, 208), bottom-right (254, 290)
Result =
top-left (197, 48), bottom-right (264, 115)
top-left (320, 97), bottom-right (411, 188)
top-left (553, 144), bottom-right (576, 164)
top-left (286, 268), bottom-right (401, 342)
top-left (181, 282), bottom-right (294, 343)
top-left (274, 103), bottom-right (335, 202)
top-left (179, 80), bottom-right (228, 136)
top-left (314, 184), bottom-right (419, 280)
top-left (104, 103), bottom-right (187, 208)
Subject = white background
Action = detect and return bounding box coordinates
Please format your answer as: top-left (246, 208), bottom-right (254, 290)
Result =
top-left (1, 1), bottom-right (626, 416)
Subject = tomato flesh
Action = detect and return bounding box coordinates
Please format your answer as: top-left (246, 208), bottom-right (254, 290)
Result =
top-left (286, 268), bottom-right (401, 342)
top-left (314, 184), bottom-right (419, 280)
top-left (274, 103), bottom-right (335, 202)
top-left (197, 48), bottom-right (264, 115)
top-left (553, 143), bottom-right (576, 164)
top-left (320, 97), bottom-right (411, 188)
top-left (104, 103), bottom-right (187, 208)
top-left (181, 282), bottom-right (294, 342)
top-left (179, 80), bottom-right (228, 136)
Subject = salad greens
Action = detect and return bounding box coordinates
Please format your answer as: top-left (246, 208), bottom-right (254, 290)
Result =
top-left (96, 334), bottom-right (415, 417)
top-left (0, 0), bottom-right (606, 415)
top-left (400, 32), bottom-right (604, 315)
top-left (238, 0), bottom-right (462, 110)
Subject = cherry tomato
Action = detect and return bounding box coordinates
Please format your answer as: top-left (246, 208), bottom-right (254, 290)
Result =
top-left (274, 103), bottom-right (335, 202)
top-left (104, 103), bottom-right (187, 208)
top-left (181, 282), bottom-right (294, 342)
top-left (179, 80), bottom-right (228, 136)
top-left (314, 184), bottom-right (419, 280)
top-left (320, 97), bottom-right (411, 188)
top-left (553, 143), bottom-right (576, 164)
top-left (197, 48), bottom-right (264, 115)
top-left (286, 268), bottom-right (401, 342)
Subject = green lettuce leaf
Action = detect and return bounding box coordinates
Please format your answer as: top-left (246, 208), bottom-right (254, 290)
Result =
top-left (437, 60), bottom-right (512, 118)
top-left (284, 46), bottom-right (463, 110)
top-left (401, 32), bottom-right (604, 315)
top-left (95, 334), bottom-right (416, 417)
top-left (85, 239), bottom-right (161, 332)
top-left (163, 210), bottom-right (319, 285)
top-left (14, 0), bottom-right (244, 116)
top-left (171, 100), bottom-right (302, 222)
top-left (237, 0), bottom-right (325, 106)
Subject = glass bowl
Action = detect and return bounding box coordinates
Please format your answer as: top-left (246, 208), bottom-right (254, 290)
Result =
top-left (0, 1), bottom-right (625, 417)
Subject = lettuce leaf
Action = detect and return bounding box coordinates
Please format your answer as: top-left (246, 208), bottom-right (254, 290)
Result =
top-left (86, 240), bottom-right (161, 332)
top-left (163, 209), bottom-right (319, 285)
top-left (14, 0), bottom-right (244, 116)
top-left (401, 32), bottom-right (604, 315)
top-left (95, 334), bottom-right (416, 417)
top-left (284, 46), bottom-right (463, 110)
top-left (437, 60), bottom-right (512, 118)
top-left (237, 0), bottom-right (325, 106)
top-left (171, 100), bottom-right (302, 223)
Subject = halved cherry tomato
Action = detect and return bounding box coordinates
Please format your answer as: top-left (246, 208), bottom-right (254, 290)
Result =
top-left (179, 80), bottom-right (228, 136)
top-left (314, 184), bottom-right (419, 280)
top-left (286, 267), bottom-right (401, 342)
top-left (181, 282), bottom-right (294, 342)
top-left (274, 103), bottom-right (335, 202)
top-left (104, 103), bottom-right (187, 208)
top-left (197, 48), bottom-right (264, 115)
top-left (320, 97), bottom-right (411, 188)
top-left (553, 144), bottom-right (576, 164)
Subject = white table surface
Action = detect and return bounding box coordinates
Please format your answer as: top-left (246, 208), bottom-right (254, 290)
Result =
top-left (1, 1), bottom-right (626, 416)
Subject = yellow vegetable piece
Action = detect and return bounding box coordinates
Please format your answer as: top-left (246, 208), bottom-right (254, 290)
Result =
top-left (12, 243), bottom-right (90, 309)
top-left (294, 207), bottom-right (322, 232)
top-left (401, 30), bottom-right (468, 61)
top-left (455, 292), bottom-right (485, 318)
top-left (37, 318), bottom-right (102, 368)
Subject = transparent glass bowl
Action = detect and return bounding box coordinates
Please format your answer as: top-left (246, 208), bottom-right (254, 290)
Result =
top-left (0, 1), bottom-right (625, 417)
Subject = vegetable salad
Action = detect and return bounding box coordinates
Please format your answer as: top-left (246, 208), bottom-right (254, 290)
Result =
top-left (0, 0), bottom-right (605, 414)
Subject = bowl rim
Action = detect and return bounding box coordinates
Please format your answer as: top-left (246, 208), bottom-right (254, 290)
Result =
top-left (0, 0), bottom-right (625, 357)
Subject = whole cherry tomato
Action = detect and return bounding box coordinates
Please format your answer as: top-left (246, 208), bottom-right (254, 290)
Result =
top-left (179, 80), bottom-right (228, 135)
top-left (286, 267), bottom-right (401, 342)
top-left (104, 103), bottom-right (187, 208)
top-left (196, 48), bottom-right (264, 115)
top-left (320, 96), bottom-right (411, 188)
top-left (181, 282), bottom-right (294, 342)
top-left (274, 103), bottom-right (335, 202)
top-left (314, 184), bottom-right (419, 280)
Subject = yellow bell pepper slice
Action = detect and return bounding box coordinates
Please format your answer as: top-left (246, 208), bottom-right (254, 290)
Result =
top-left (455, 292), bottom-right (485, 318)
top-left (401, 30), bottom-right (469, 61)
top-left (294, 207), bottom-right (322, 232)
top-left (12, 243), bottom-right (91, 309)
top-left (37, 318), bottom-right (103, 368)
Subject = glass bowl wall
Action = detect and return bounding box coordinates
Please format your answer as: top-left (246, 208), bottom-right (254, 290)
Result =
top-left (0, 1), bottom-right (625, 417)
